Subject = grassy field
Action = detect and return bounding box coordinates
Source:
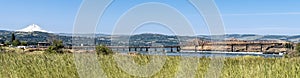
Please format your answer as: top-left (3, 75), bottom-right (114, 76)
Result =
top-left (1, 53), bottom-right (300, 78)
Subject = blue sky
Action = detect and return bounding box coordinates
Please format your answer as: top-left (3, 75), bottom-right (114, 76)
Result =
top-left (0, 0), bottom-right (299, 35)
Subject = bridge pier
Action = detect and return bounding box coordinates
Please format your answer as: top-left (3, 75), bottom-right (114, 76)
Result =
top-left (195, 46), bottom-right (198, 52)
top-left (231, 44), bottom-right (234, 52)
top-left (177, 46), bottom-right (181, 52)
top-left (246, 44), bottom-right (248, 52)
top-left (146, 47), bottom-right (149, 52)
top-left (260, 44), bottom-right (263, 52)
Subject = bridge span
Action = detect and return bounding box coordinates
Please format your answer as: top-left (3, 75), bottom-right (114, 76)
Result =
top-left (71, 41), bottom-right (290, 52)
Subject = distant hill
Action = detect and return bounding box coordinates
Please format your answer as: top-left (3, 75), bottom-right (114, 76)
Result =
top-left (56, 33), bottom-right (110, 37)
top-left (127, 33), bottom-right (179, 46)
top-left (0, 31), bottom-right (57, 45)
top-left (0, 30), bottom-right (299, 47)
top-left (221, 34), bottom-right (300, 42)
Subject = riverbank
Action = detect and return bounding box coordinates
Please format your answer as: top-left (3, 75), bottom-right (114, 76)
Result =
top-left (1, 53), bottom-right (299, 78)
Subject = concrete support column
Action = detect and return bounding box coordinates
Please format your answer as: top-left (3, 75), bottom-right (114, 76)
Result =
top-left (129, 47), bottom-right (131, 51)
top-left (231, 45), bottom-right (234, 52)
top-left (177, 46), bottom-right (181, 52)
top-left (246, 44), bottom-right (249, 52)
top-left (195, 46), bottom-right (198, 52)
top-left (260, 44), bottom-right (263, 52)
top-left (146, 47), bottom-right (149, 52)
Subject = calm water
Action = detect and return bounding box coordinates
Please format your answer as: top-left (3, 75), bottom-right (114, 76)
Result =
top-left (113, 48), bottom-right (284, 58)
top-left (140, 52), bottom-right (283, 58)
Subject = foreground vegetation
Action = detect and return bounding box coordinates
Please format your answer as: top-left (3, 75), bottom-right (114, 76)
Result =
top-left (1, 53), bottom-right (300, 78)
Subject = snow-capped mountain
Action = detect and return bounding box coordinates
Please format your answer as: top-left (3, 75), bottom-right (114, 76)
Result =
top-left (16, 24), bottom-right (48, 32)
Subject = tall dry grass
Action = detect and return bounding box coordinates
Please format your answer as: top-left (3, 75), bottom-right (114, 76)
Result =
top-left (0, 53), bottom-right (299, 78)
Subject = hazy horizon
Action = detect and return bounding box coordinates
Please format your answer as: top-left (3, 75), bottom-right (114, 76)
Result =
top-left (1, 29), bottom-right (300, 36)
top-left (0, 0), bottom-right (300, 35)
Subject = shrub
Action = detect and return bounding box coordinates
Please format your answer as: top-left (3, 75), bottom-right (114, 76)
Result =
top-left (21, 41), bottom-right (27, 46)
top-left (4, 41), bottom-right (10, 46)
top-left (0, 46), bottom-right (3, 52)
top-left (46, 40), bottom-right (64, 53)
top-left (286, 43), bottom-right (300, 57)
top-left (12, 40), bottom-right (20, 46)
top-left (96, 45), bottom-right (113, 55)
top-left (296, 43), bottom-right (300, 53)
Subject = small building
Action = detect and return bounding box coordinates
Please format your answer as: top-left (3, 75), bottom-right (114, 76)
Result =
top-left (17, 46), bottom-right (26, 49)
top-left (0, 44), bottom-right (4, 46)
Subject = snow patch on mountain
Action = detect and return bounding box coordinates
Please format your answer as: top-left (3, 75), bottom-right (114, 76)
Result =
top-left (16, 24), bottom-right (48, 32)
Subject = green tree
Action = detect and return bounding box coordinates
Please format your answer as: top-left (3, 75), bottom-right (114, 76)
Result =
top-left (46, 40), bottom-right (64, 53)
top-left (12, 40), bottom-right (20, 46)
top-left (11, 33), bottom-right (15, 43)
top-left (96, 45), bottom-right (114, 55)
